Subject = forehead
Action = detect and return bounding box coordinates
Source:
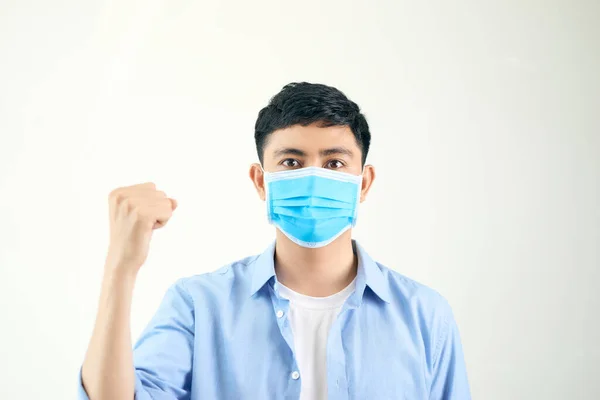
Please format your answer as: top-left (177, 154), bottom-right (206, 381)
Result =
top-left (264, 124), bottom-right (359, 155)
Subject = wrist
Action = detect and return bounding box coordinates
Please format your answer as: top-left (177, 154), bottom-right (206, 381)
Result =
top-left (103, 259), bottom-right (139, 284)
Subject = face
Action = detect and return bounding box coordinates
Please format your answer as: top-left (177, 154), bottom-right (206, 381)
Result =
top-left (249, 123), bottom-right (375, 202)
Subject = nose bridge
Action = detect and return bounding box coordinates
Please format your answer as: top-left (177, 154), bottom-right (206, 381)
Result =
top-left (304, 152), bottom-right (324, 168)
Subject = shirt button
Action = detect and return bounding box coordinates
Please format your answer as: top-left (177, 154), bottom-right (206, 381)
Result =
top-left (291, 371), bottom-right (300, 380)
top-left (276, 310), bottom-right (284, 318)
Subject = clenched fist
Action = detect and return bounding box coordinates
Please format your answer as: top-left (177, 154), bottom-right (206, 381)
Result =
top-left (105, 182), bottom-right (177, 274)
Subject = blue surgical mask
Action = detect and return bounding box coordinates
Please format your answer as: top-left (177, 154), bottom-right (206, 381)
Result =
top-left (263, 166), bottom-right (363, 248)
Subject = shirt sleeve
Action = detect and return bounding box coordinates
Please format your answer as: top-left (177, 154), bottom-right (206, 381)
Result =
top-left (77, 278), bottom-right (195, 400)
top-left (429, 302), bottom-right (471, 400)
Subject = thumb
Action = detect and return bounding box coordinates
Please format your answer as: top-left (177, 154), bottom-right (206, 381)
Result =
top-left (169, 198), bottom-right (178, 210)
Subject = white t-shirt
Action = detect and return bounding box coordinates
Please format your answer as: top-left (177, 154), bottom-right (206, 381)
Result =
top-left (278, 277), bottom-right (357, 400)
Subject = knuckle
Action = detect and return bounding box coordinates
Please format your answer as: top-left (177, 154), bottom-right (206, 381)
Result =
top-left (115, 193), bottom-right (125, 205)
top-left (123, 199), bottom-right (140, 217)
top-left (108, 188), bottom-right (120, 202)
top-left (130, 205), bottom-right (145, 220)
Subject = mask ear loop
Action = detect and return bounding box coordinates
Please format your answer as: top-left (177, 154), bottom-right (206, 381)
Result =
top-left (351, 167), bottom-right (365, 226)
top-left (260, 165), bottom-right (273, 224)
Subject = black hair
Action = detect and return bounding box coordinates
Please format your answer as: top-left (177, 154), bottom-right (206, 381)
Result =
top-left (254, 82), bottom-right (371, 165)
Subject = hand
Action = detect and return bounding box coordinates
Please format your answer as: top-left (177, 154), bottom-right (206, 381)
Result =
top-left (105, 182), bottom-right (177, 275)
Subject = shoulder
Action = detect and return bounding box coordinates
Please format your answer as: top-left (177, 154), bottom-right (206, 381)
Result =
top-left (377, 262), bottom-right (453, 323)
top-left (170, 253), bottom-right (261, 302)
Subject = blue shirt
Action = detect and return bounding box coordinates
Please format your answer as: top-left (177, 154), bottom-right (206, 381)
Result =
top-left (78, 241), bottom-right (470, 399)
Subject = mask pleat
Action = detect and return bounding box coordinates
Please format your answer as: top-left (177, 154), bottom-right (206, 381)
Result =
top-left (271, 197), bottom-right (354, 209)
top-left (272, 206), bottom-right (354, 219)
top-left (268, 175), bottom-right (358, 202)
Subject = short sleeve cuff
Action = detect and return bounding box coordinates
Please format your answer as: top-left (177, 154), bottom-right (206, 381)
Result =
top-left (77, 367), bottom-right (91, 400)
top-left (78, 367), bottom-right (151, 400)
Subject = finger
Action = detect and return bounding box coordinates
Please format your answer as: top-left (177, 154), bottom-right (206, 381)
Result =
top-left (153, 220), bottom-right (168, 229)
top-left (169, 198), bottom-right (178, 210)
top-left (143, 204), bottom-right (174, 230)
top-left (116, 196), bottom-right (171, 215)
top-left (117, 182), bottom-right (157, 193)
top-left (135, 182), bottom-right (157, 190)
top-left (110, 186), bottom-right (163, 204)
top-left (125, 187), bottom-right (166, 197)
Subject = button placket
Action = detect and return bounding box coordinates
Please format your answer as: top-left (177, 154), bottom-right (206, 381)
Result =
top-left (268, 282), bottom-right (298, 374)
top-left (263, 280), bottom-right (301, 399)
top-left (327, 309), bottom-right (351, 399)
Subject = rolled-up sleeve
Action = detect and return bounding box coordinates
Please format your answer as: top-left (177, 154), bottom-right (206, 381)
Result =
top-left (78, 278), bottom-right (195, 400)
top-left (77, 367), bottom-right (151, 400)
top-left (77, 368), bottom-right (90, 400)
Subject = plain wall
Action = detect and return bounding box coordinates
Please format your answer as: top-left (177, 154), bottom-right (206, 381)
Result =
top-left (0, 0), bottom-right (598, 398)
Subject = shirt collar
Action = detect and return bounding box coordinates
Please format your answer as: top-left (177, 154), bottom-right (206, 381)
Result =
top-left (248, 240), bottom-right (391, 304)
top-left (352, 240), bottom-right (392, 304)
top-left (249, 241), bottom-right (277, 297)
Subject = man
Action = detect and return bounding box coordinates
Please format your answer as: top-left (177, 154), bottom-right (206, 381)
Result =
top-left (79, 82), bottom-right (470, 399)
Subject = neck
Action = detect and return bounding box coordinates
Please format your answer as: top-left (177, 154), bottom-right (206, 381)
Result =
top-left (274, 229), bottom-right (357, 297)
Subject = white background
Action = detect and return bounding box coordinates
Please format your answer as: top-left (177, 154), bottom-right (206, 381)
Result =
top-left (1, 1), bottom-right (599, 399)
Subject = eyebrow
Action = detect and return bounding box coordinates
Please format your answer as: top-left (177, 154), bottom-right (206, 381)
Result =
top-left (273, 148), bottom-right (307, 157)
top-left (272, 147), bottom-right (354, 158)
top-left (319, 147), bottom-right (354, 158)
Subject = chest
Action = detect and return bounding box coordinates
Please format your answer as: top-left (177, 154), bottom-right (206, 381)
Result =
top-left (192, 302), bottom-right (429, 399)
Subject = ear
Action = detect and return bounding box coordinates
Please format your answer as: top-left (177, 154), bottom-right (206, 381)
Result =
top-left (360, 165), bottom-right (375, 203)
top-left (249, 163), bottom-right (266, 201)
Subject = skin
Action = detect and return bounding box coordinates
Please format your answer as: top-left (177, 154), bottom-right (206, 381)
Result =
top-left (82, 183), bottom-right (177, 400)
top-left (249, 123), bottom-right (375, 296)
top-left (81, 123), bottom-right (374, 399)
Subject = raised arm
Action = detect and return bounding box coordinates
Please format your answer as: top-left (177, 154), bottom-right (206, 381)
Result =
top-left (80, 182), bottom-right (177, 400)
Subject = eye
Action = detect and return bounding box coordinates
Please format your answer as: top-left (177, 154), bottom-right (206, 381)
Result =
top-left (281, 159), bottom-right (301, 168)
top-left (325, 159), bottom-right (345, 169)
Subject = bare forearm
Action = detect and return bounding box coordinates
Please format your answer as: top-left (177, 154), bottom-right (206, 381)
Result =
top-left (81, 264), bottom-right (137, 400)
top-left (82, 182), bottom-right (176, 399)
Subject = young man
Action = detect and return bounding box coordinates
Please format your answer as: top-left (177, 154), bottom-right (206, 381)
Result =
top-left (79, 82), bottom-right (470, 400)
